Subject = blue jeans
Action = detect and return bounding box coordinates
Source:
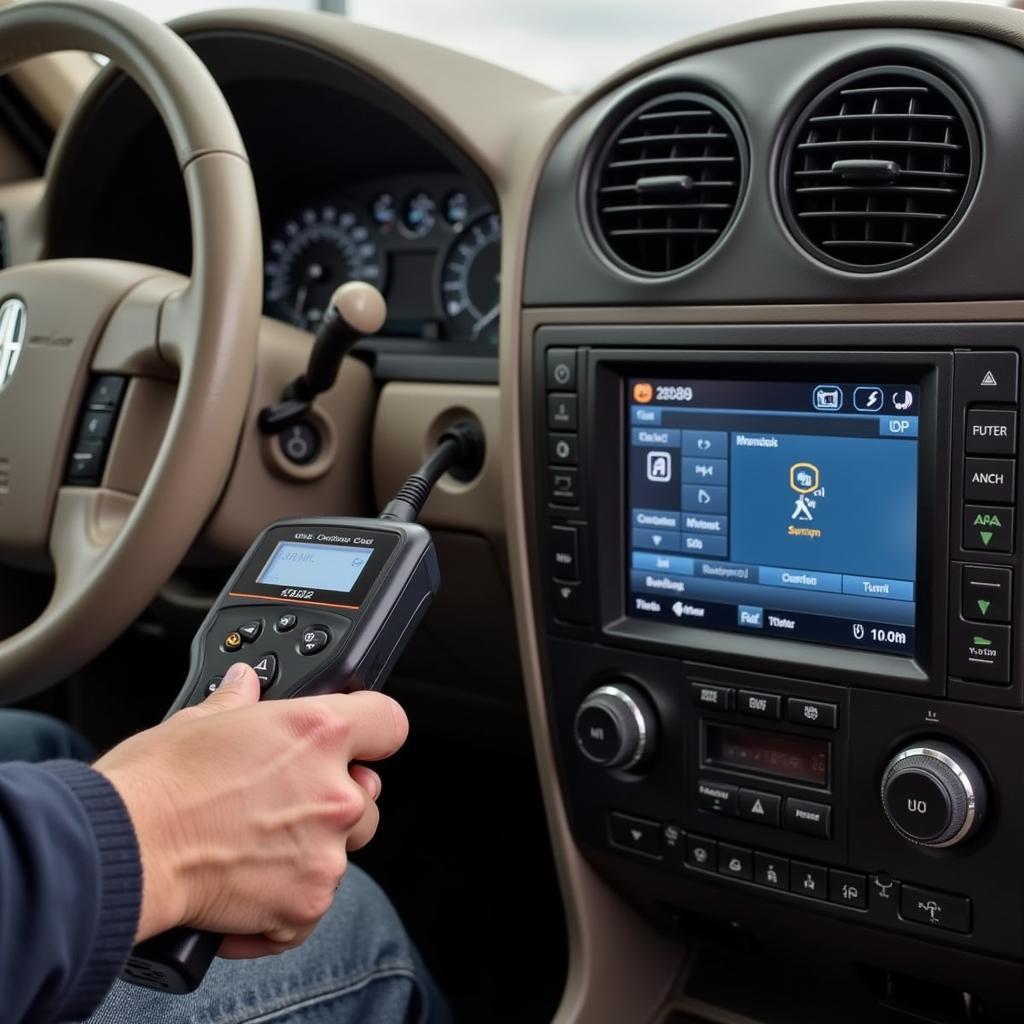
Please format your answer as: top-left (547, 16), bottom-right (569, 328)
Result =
top-left (0, 711), bottom-right (450, 1024)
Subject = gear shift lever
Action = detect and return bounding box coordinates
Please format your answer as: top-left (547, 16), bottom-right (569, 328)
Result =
top-left (259, 281), bottom-right (387, 434)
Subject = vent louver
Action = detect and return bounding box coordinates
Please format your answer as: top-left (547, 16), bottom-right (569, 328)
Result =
top-left (589, 92), bottom-right (745, 275)
top-left (782, 66), bottom-right (977, 270)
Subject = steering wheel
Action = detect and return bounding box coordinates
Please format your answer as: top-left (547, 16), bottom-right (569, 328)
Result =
top-left (0, 0), bottom-right (261, 702)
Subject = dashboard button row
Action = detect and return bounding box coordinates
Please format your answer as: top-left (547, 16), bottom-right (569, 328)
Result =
top-left (698, 777), bottom-right (832, 838)
top-left (691, 681), bottom-right (838, 730)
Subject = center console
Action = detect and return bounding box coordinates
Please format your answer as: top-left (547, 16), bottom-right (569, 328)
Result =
top-left (532, 323), bottom-right (1024, 974)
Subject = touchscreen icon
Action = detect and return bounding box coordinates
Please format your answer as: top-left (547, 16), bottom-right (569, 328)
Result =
top-left (789, 462), bottom-right (820, 522)
top-left (893, 389), bottom-right (915, 411)
top-left (646, 450), bottom-right (672, 483)
top-left (812, 385), bottom-right (843, 411)
top-left (633, 382), bottom-right (654, 404)
top-left (853, 386), bottom-right (883, 411)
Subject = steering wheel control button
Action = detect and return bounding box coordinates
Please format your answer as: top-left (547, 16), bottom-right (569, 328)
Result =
top-left (787, 697), bottom-right (839, 730)
top-left (899, 885), bottom-right (972, 933)
top-left (299, 628), bottom-right (330, 656)
top-left (783, 798), bottom-right (833, 839)
top-left (79, 410), bottom-right (114, 443)
top-left (955, 351), bottom-right (1018, 406)
top-left (737, 788), bottom-right (782, 826)
top-left (717, 843), bottom-right (753, 881)
top-left (238, 621), bottom-right (263, 643)
top-left (754, 852), bottom-right (790, 890)
top-left (547, 394), bottom-right (578, 431)
top-left (279, 422), bottom-right (321, 466)
top-left (965, 409), bottom-right (1017, 456)
top-left (686, 835), bottom-right (717, 871)
top-left (829, 870), bottom-right (868, 910)
top-left (964, 457), bottom-right (1015, 504)
top-left (737, 690), bottom-right (782, 720)
top-left (223, 632), bottom-right (243, 652)
top-left (790, 862), bottom-right (828, 901)
top-left (963, 504), bottom-right (1014, 552)
top-left (251, 654), bottom-right (279, 691)
top-left (550, 525), bottom-right (580, 581)
top-left (691, 682), bottom-right (735, 711)
top-left (546, 349), bottom-right (577, 391)
top-left (948, 619), bottom-right (1011, 684)
top-left (275, 613), bottom-right (298, 633)
top-left (66, 442), bottom-right (105, 485)
top-left (962, 565), bottom-right (1012, 623)
top-left (881, 743), bottom-right (986, 848)
top-left (608, 812), bottom-right (661, 857)
top-left (87, 375), bottom-right (127, 410)
top-left (698, 779), bottom-right (738, 816)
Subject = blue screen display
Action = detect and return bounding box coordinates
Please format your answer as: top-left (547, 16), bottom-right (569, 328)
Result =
top-left (627, 378), bottom-right (920, 654)
top-left (257, 542), bottom-right (372, 593)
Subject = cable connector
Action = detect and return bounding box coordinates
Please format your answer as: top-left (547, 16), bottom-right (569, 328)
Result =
top-left (379, 419), bottom-right (486, 523)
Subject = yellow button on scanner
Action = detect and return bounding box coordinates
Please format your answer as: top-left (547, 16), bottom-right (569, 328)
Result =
top-left (224, 631), bottom-right (243, 652)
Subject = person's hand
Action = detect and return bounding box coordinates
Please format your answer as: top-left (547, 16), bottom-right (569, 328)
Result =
top-left (94, 663), bottom-right (407, 956)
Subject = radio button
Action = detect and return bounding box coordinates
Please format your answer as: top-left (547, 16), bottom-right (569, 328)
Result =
top-left (948, 619), bottom-right (1011, 684)
top-left (662, 824), bottom-right (687, 870)
top-left (787, 698), bottom-right (838, 730)
top-left (790, 861), bottom-right (828, 900)
top-left (783, 798), bottom-right (833, 839)
top-left (717, 843), bottom-right (753, 881)
top-left (550, 525), bottom-right (580, 582)
top-left (954, 351), bottom-right (1018, 406)
top-left (966, 409), bottom-right (1017, 456)
top-left (608, 812), bottom-right (661, 857)
top-left (829, 870), bottom-right (868, 910)
top-left (691, 683), bottom-right (734, 711)
top-left (964, 457), bottom-right (1015, 504)
top-left (697, 779), bottom-right (738, 816)
top-left (548, 467), bottom-right (579, 506)
top-left (547, 394), bottom-right (577, 431)
top-left (686, 835), bottom-right (716, 871)
top-left (753, 852), bottom-right (790, 890)
top-left (738, 788), bottom-right (781, 826)
top-left (963, 504), bottom-right (1014, 553)
top-left (546, 349), bottom-right (577, 391)
top-left (548, 433), bottom-right (578, 465)
top-left (551, 581), bottom-right (591, 625)
top-left (737, 690), bottom-right (781, 720)
top-left (962, 565), bottom-right (1012, 624)
top-left (900, 885), bottom-right (971, 933)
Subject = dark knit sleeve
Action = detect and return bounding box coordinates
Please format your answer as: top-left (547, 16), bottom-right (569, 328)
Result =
top-left (0, 760), bottom-right (142, 1024)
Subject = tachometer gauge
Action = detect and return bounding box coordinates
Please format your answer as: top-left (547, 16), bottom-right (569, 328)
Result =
top-left (439, 211), bottom-right (501, 344)
top-left (265, 205), bottom-right (383, 330)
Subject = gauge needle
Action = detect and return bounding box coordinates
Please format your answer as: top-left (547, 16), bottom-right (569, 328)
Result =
top-left (471, 303), bottom-right (500, 340)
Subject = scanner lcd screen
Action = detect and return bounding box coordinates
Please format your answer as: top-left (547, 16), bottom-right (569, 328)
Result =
top-left (256, 542), bottom-right (372, 593)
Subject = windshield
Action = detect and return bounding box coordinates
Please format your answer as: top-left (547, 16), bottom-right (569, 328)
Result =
top-left (135, 0), bottom-right (1013, 91)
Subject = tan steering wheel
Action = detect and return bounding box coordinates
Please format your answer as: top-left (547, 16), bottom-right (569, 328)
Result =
top-left (0, 0), bottom-right (261, 701)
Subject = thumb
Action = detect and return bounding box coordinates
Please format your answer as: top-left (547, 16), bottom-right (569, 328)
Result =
top-left (196, 663), bottom-right (260, 714)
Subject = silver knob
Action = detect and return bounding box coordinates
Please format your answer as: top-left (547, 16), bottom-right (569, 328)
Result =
top-left (573, 683), bottom-right (656, 771)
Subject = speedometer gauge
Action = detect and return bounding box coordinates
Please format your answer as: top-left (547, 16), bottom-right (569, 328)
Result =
top-left (265, 205), bottom-right (383, 330)
top-left (439, 211), bottom-right (501, 344)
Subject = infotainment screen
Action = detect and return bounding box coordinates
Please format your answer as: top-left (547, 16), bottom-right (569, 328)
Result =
top-left (626, 378), bottom-right (919, 655)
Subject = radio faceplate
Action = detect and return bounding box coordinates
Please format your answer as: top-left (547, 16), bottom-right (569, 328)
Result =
top-left (531, 324), bottom-right (1024, 971)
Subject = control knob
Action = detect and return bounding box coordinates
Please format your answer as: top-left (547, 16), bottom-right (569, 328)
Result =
top-left (574, 683), bottom-right (656, 771)
top-left (880, 741), bottom-right (986, 848)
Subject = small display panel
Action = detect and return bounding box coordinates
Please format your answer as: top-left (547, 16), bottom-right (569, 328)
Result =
top-left (704, 722), bottom-right (829, 786)
top-left (256, 542), bottom-right (373, 594)
top-left (627, 378), bottom-right (920, 655)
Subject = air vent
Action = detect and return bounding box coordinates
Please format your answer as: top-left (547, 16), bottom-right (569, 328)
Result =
top-left (782, 66), bottom-right (977, 270)
top-left (589, 92), bottom-right (745, 275)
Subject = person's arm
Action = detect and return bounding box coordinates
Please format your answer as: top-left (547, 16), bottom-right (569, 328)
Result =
top-left (1, 664), bottom-right (406, 1024)
top-left (0, 759), bottom-right (141, 1024)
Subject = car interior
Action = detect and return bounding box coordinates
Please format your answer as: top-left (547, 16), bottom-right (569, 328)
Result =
top-left (2, 0), bottom-right (1024, 1020)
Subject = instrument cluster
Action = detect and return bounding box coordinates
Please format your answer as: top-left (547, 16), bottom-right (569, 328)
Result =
top-left (264, 172), bottom-right (500, 346)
